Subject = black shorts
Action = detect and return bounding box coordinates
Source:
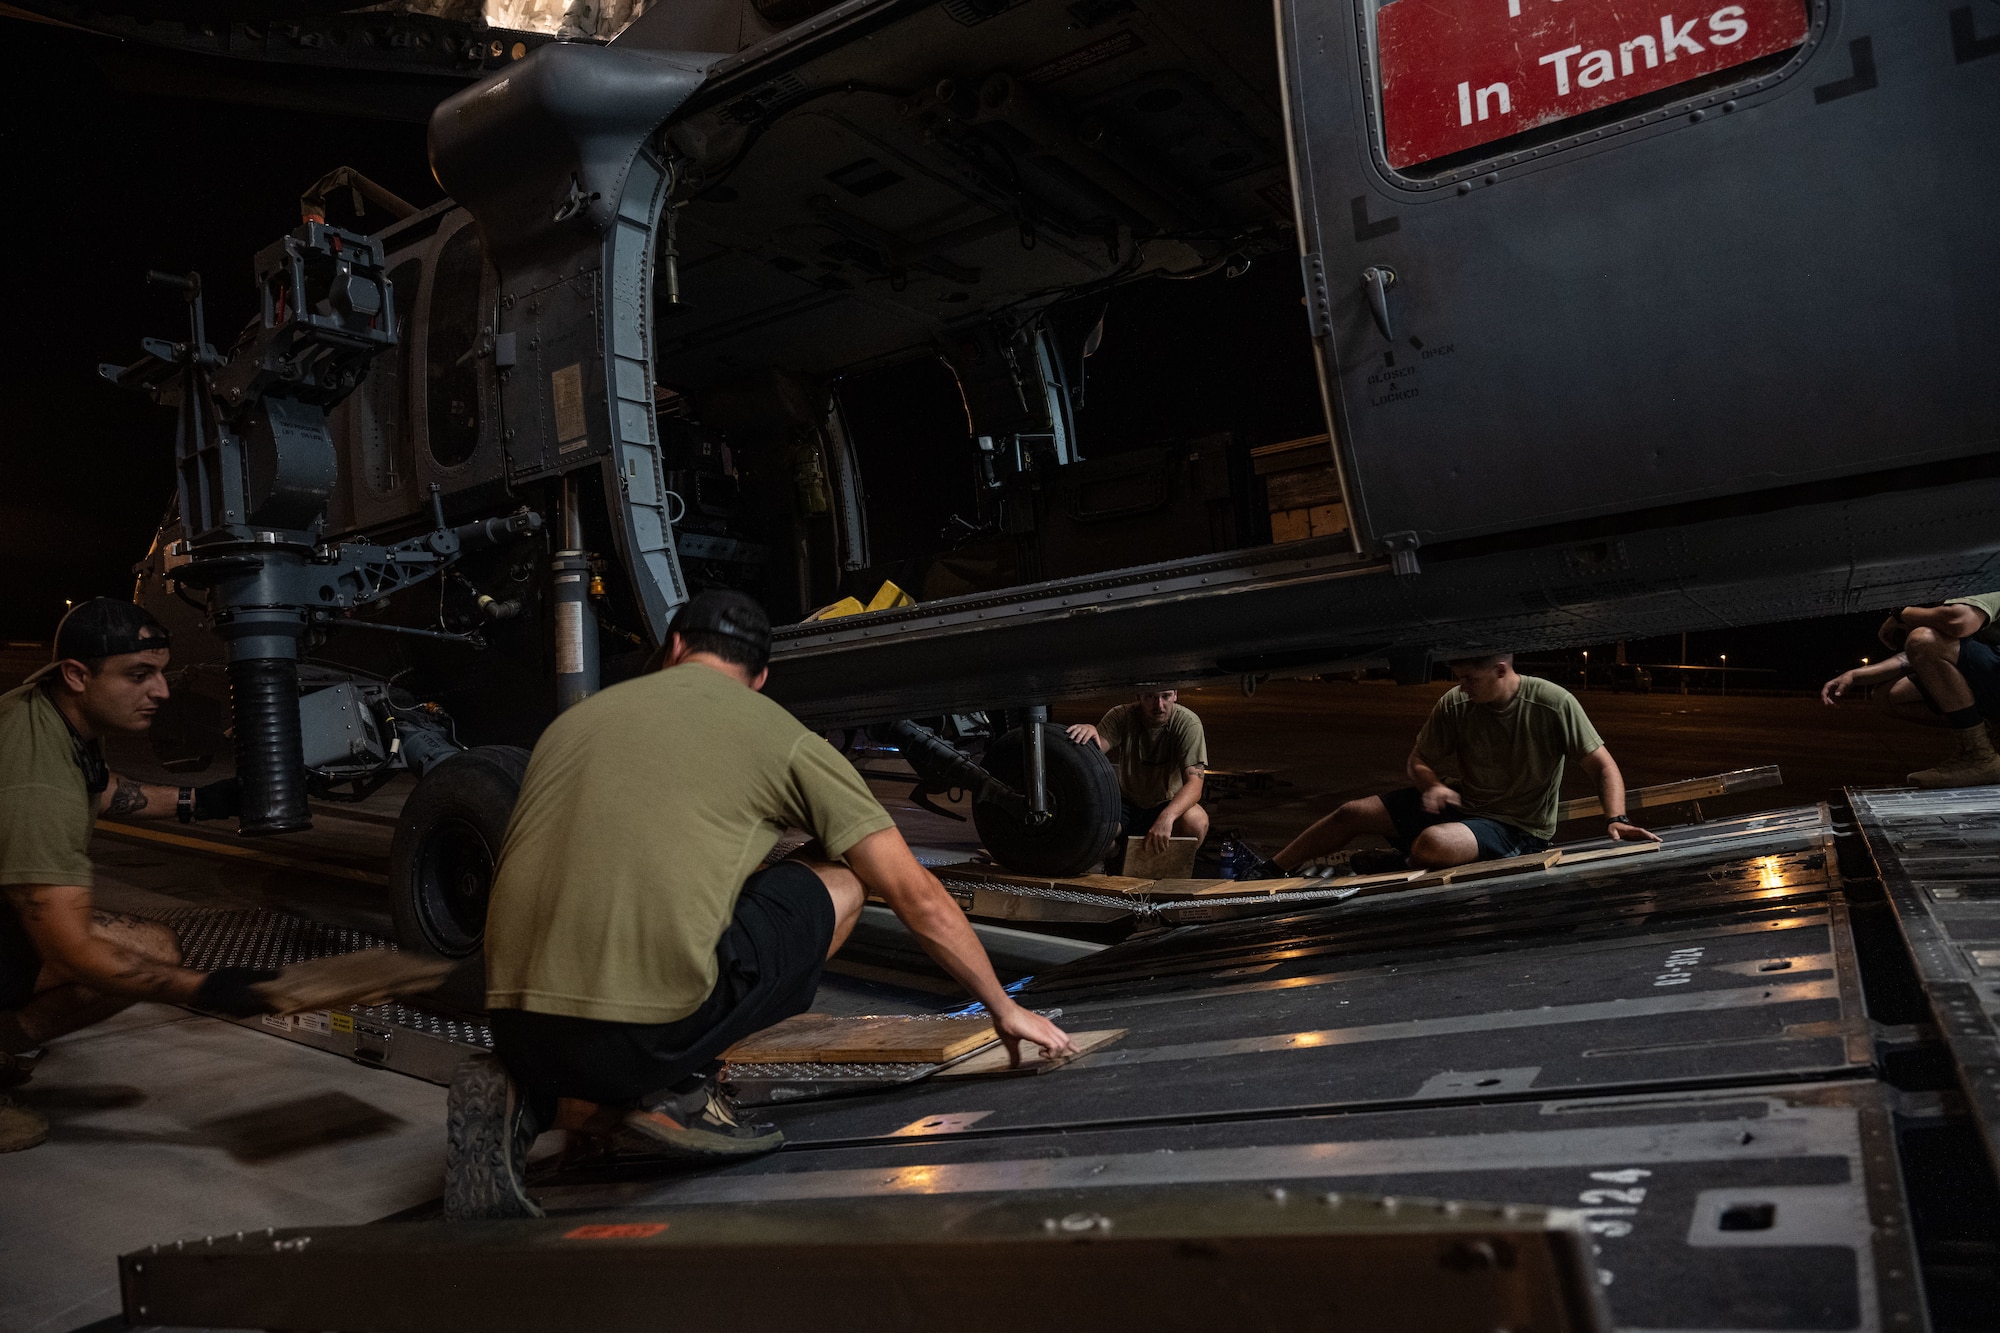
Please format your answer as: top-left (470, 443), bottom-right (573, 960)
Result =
top-left (0, 900), bottom-right (42, 1010)
top-left (1379, 787), bottom-right (1549, 862)
top-left (1117, 800), bottom-right (1171, 842)
top-left (489, 860), bottom-right (835, 1106)
top-left (1910, 636), bottom-right (2000, 718)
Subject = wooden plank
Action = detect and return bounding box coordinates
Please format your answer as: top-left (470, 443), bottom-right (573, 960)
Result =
top-left (1306, 502), bottom-right (1350, 537)
top-left (1327, 868), bottom-right (1427, 888)
top-left (1141, 876), bottom-right (1319, 900)
top-left (1122, 835), bottom-right (1200, 880)
top-left (725, 1014), bottom-right (997, 1064)
top-left (1408, 848), bottom-right (1564, 888)
top-left (931, 862), bottom-right (1155, 896)
top-left (1553, 842), bottom-right (1665, 867)
top-left (1556, 765), bottom-right (1782, 822)
top-left (1264, 468), bottom-right (1343, 510)
top-left (934, 1028), bottom-right (1128, 1079)
top-left (1270, 508), bottom-right (1314, 543)
top-left (1250, 433), bottom-right (1335, 474)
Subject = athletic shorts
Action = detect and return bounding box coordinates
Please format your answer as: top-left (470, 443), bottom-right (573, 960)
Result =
top-left (0, 901), bottom-right (42, 1010)
top-left (1117, 800), bottom-right (1172, 843)
top-left (1909, 636), bottom-right (2000, 718)
top-left (489, 860), bottom-right (835, 1107)
top-left (1379, 787), bottom-right (1550, 862)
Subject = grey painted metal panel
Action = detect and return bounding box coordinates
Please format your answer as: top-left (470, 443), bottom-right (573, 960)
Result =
top-left (1278, 0), bottom-right (2000, 553)
top-left (765, 474), bottom-right (2000, 727)
top-left (534, 1082), bottom-right (1924, 1333)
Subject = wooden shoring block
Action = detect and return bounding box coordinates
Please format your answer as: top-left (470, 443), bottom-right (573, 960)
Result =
top-left (1408, 848), bottom-right (1565, 888)
top-left (1553, 841), bottom-right (1666, 867)
top-left (1556, 765), bottom-right (1782, 822)
top-left (1325, 868), bottom-right (1429, 894)
top-left (932, 862), bottom-right (1156, 897)
top-left (1140, 876), bottom-right (1319, 900)
top-left (1122, 835), bottom-right (1201, 881)
top-left (933, 1028), bottom-right (1128, 1079)
top-left (724, 1014), bottom-right (997, 1064)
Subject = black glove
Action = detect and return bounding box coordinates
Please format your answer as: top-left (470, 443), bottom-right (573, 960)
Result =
top-left (193, 966), bottom-right (281, 1018)
top-left (192, 777), bottom-right (241, 822)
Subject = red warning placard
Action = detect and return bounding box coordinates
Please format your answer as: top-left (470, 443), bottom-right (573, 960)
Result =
top-left (1377, 0), bottom-right (1808, 169)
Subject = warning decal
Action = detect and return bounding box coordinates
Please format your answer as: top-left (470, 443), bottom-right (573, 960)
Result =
top-left (551, 362), bottom-right (587, 447)
top-left (1376, 0), bottom-right (1808, 169)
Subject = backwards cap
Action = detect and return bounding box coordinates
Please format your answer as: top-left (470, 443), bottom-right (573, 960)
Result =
top-left (671, 589), bottom-right (771, 658)
top-left (25, 598), bottom-right (171, 685)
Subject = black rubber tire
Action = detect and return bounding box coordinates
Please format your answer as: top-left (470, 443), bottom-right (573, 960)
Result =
top-left (389, 745), bottom-right (531, 958)
top-left (973, 727), bottom-right (1121, 877)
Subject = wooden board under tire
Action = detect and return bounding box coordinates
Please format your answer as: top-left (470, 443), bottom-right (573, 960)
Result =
top-left (724, 1014), bottom-right (998, 1064)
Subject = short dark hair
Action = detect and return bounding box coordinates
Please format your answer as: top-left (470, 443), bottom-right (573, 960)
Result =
top-left (659, 590), bottom-right (772, 674)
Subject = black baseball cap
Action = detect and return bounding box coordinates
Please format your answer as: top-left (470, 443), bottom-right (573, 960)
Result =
top-left (671, 589), bottom-right (771, 658)
top-left (26, 599), bottom-right (171, 684)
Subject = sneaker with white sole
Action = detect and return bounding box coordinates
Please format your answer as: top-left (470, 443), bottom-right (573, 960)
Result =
top-left (443, 1052), bottom-right (544, 1220)
top-left (617, 1081), bottom-right (783, 1160)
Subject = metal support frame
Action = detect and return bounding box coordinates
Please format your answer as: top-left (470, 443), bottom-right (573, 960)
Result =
top-left (1023, 704), bottom-right (1049, 825)
top-left (551, 474), bottom-right (600, 710)
top-left (430, 42), bottom-right (714, 646)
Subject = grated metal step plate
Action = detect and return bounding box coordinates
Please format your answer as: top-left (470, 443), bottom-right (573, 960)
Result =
top-left (157, 907), bottom-right (490, 1086)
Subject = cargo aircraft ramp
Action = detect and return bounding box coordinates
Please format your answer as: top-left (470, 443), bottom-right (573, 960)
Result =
top-left (117, 795), bottom-right (2000, 1331)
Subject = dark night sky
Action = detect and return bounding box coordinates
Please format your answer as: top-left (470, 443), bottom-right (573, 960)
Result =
top-left (0, 19), bottom-right (1892, 685)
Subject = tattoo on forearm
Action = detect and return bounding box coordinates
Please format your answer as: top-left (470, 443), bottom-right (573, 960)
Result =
top-left (106, 780), bottom-right (148, 817)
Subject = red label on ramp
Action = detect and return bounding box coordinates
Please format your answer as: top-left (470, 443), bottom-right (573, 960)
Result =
top-left (1376, 0), bottom-right (1808, 169)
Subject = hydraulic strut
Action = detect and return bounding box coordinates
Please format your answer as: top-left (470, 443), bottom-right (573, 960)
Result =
top-left (881, 719), bottom-right (1029, 821)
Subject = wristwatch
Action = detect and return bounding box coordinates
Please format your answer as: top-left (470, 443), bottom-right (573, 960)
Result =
top-left (1606, 814), bottom-right (1634, 830)
top-left (176, 786), bottom-right (195, 825)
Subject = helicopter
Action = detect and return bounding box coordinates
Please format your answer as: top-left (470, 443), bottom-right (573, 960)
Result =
top-left (109, 0), bottom-right (1999, 957)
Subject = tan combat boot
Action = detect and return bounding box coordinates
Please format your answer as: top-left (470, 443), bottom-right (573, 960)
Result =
top-left (1909, 723), bottom-right (2000, 788)
top-left (0, 1095), bottom-right (47, 1152)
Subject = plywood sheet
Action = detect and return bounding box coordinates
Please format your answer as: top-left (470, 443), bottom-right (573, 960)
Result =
top-left (1122, 836), bottom-right (1201, 880)
top-left (725, 1014), bottom-right (997, 1064)
top-left (934, 1028), bottom-right (1127, 1079)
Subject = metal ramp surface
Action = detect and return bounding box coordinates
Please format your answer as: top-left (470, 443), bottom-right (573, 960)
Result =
top-left (1846, 787), bottom-right (2000, 1177)
top-left (124, 800), bottom-right (2000, 1331)
top-left (536, 1081), bottom-right (1923, 1333)
top-left (161, 907), bottom-right (492, 1085)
